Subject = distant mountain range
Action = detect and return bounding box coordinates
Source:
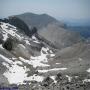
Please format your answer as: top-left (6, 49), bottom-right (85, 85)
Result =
top-left (63, 19), bottom-right (90, 27)
top-left (67, 26), bottom-right (90, 38)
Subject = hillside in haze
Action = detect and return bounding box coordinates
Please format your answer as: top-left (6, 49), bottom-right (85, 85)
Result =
top-left (38, 23), bottom-right (83, 49)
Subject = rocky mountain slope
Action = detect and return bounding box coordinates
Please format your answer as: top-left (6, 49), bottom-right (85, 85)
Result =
top-left (38, 23), bottom-right (83, 49)
top-left (0, 13), bottom-right (90, 90)
top-left (0, 21), bottom-right (56, 85)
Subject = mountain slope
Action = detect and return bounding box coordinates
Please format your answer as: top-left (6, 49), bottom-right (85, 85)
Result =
top-left (0, 13), bottom-right (90, 89)
top-left (0, 22), bottom-right (56, 85)
top-left (38, 23), bottom-right (83, 49)
top-left (7, 13), bottom-right (84, 50)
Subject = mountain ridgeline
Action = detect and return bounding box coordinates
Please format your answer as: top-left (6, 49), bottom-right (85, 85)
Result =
top-left (10, 13), bottom-right (65, 29)
top-left (2, 12), bottom-right (83, 49)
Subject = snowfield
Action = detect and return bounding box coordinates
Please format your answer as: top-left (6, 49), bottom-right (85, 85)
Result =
top-left (1, 45), bottom-right (56, 84)
top-left (1, 53), bottom-right (45, 84)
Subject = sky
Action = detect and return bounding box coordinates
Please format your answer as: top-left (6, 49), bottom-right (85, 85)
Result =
top-left (0, 0), bottom-right (90, 21)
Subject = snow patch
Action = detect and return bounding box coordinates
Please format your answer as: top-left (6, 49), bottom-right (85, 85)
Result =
top-left (0, 54), bottom-right (13, 64)
top-left (0, 22), bottom-right (22, 41)
top-left (3, 64), bottom-right (28, 84)
top-left (87, 68), bottom-right (90, 73)
top-left (25, 74), bottom-right (44, 82)
top-left (78, 58), bottom-right (83, 61)
top-left (56, 63), bottom-right (61, 65)
top-left (19, 47), bottom-right (53, 68)
top-left (19, 57), bottom-right (50, 68)
top-left (38, 68), bottom-right (67, 73)
top-left (2, 33), bottom-right (8, 41)
top-left (25, 40), bottom-right (31, 45)
top-left (83, 79), bottom-right (90, 82)
top-left (50, 76), bottom-right (57, 83)
top-left (66, 75), bottom-right (72, 82)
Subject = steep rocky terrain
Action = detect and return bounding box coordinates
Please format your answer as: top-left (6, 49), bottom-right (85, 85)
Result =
top-left (0, 13), bottom-right (90, 90)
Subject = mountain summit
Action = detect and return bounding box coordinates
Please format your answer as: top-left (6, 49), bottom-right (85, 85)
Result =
top-left (9, 12), bottom-right (65, 30)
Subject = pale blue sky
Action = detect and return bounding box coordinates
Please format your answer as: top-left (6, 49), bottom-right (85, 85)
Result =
top-left (0, 0), bottom-right (90, 20)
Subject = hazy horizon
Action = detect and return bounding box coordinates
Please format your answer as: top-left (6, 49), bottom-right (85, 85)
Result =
top-left (0, 0), bottom-right (90, 25)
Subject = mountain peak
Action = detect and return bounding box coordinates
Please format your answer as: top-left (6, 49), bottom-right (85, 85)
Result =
top-left (8, 12), bottom-right (65, 30)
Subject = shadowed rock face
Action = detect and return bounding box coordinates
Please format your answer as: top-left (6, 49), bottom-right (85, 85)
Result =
top-left (9, 16), bottom-right (31, 36)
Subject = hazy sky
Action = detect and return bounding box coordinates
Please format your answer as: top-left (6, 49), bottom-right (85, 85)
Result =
top-left (0, 0), bottom-right (90, 20)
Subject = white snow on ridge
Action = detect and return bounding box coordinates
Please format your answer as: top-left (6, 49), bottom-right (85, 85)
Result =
top-left (25, 74), bottom-right (44, 82)
top-left (66, 75), bottom-right (72, 82)
top-left (25, 39), bottom-right (31, 45)
top-left (50, 76), bottom-right (57, 83)
top-left (32, 36), bottom-right (40, 43)
top-left (56, 63), bottom-right (61, 65)
top-left (33, 40), bottom-right (40, 44)
top-left (42, 47), bottom-right (49, 53)
top-left (2, 33), bottom-right (8, 41)
top-left (87, 68), bottom-right (90, 73)
top-left (0, 22), bottom-right (22, 40)
top-left (0, 44), bottom-right (4, 49)
top-left (32, 36), bottom-right (37, 40)
top-left (0, 54), bottom-right (13, 64)
top-left (38, 68), bottom-right (67, 73)
top-left (83, 79), bottom-right (90, 82)
top-left (19, 47), bottom-right (54, 68)
top-left (19, 57), bottom-right (50, 68)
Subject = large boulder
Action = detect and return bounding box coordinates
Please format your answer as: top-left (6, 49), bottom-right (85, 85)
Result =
top-left (2, 38), bottom-right (13, 51)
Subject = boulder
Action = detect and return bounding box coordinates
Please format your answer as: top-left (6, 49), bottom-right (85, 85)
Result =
top-left (13, 44), bottom-right (30, 59)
